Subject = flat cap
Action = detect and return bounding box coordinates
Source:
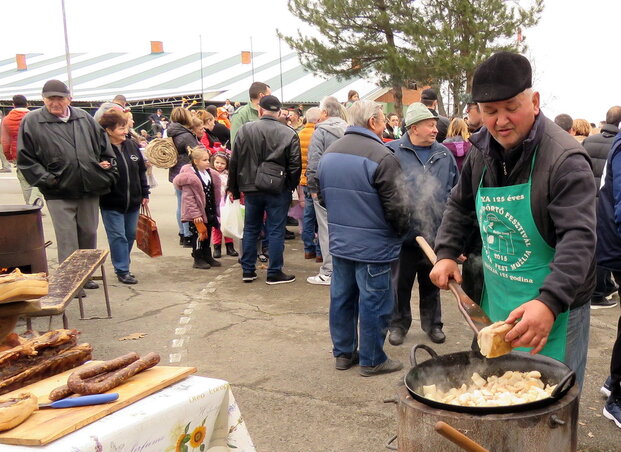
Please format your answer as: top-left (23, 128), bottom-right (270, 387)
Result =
top-left (259, 95), bottom-right (282, 112)
top-left (471, 52), bottom-right (532, 103)
top-left (42, 79), bottom-right (70, 98)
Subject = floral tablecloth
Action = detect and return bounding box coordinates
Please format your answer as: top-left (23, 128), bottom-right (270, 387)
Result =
top-left (8, 376), bottom-right (256, 452)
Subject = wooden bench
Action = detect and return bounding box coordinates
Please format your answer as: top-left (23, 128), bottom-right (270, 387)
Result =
top-left (0, 249), bottom-right (112, 331)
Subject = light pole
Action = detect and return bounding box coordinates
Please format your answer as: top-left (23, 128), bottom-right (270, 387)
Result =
top-left (61, 0), bottom-right (73, 94)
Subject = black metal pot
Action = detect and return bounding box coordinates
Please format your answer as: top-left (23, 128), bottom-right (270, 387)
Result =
top-left (404, 344), bottom-right (575, 415)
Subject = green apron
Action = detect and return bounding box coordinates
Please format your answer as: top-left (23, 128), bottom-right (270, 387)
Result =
top-left (475, 152), bottom-right (568, 361)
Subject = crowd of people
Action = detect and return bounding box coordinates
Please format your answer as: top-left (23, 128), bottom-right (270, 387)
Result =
top-left (3, 49), bottom-right (621, 426)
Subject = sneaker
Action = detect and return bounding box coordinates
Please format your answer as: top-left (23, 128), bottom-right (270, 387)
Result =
top-left (315, 256), bottom-right (323, 263)
top-left (258, 253), bottom-right (269, 263)
top-left (591, 298), bottom-right (618, 309)
top-left (388, 329), bottom-right (405, 346)
top-left (286, 216), bottom-right (299, 226)
top-left (285, 230), bottom-right (295, 240)
top-left (266, 271), bottom-right (295, 285)
top-left (84, 280), bottom-right (99, 290)
top-left (242, 271), bottom-right (257, 282)
top-left (335, 351), bottom-right (359, 370)
top-left (359, 358), bottom-right (403, 377)
top-left (306, 274), bottom-right (331, 285)
top-left (602, 376), bottom-right (613, 398)
top-left (604, 398), bottom-right (621, 428)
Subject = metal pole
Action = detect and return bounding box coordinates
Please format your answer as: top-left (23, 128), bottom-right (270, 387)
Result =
top-left (199, 34), bottom-right (205, 109)
top-left (278, 33), bottom-right (284, 101)
top-left (250, 36), bottom-right (255, 82)
top-left (61, 0), bottom-right (73, 94)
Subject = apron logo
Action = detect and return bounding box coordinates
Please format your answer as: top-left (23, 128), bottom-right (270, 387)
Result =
top-left (479, 204), bottom-right (533, 275)
top-left (130, 155), bottom-right (139, 161)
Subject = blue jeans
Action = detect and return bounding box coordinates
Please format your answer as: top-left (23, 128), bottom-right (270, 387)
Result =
top-left (302, 187), bottom-right (320, 255)
top-left (241, 191), bottom-right (292, 275)
top-left (175, 188), bottom-right (190, 237)
top-left (565, 302), bottom-right (590, 391)
top-left (101, 208), bottom-right (140, 275)
top-left (330, 256), bottom-right (394, 367)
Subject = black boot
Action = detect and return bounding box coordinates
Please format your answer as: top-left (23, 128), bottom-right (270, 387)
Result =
top-left (183, 236), bottom-right (193, 248)
top-left (179, 233), bottom-right (184, 246)
top-left (204, 247), bottom-right (222, 267)
top-left (193, 258), bottom-right (211, 269)
top-left (225, 242), bottom-right (239, 257)
top-left (213, 244), bottom-right (222, 258)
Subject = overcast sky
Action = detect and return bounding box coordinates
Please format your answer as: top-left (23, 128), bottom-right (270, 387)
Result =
top-left (3, 0), bottom-right (620, 122)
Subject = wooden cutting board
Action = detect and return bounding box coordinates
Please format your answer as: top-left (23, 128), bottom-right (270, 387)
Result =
top-left (0, 364), bottom-right (196, 446)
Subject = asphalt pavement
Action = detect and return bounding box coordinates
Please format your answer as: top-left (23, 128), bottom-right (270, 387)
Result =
top-left (1, 167), bottom-right (619, 451)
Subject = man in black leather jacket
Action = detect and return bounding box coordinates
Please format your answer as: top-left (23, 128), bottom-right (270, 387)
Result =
top-left (18, 80), bottom-right (118, 274)
top-left (227, 95), bottom-right (301, 285)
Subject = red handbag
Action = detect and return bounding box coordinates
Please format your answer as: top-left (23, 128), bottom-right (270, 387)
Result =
top-left (136, 205), bottom-right (162, 257)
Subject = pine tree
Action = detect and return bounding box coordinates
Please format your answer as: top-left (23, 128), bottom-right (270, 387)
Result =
top-left (283, 0), bottom-right (544, 118)
top-left (407, 0), bottom-right (544, 116)
top-left (281, 0), bottom-right (423, 116)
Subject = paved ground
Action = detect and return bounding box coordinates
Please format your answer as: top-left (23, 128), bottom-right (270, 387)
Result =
top-left (1, 167), bottom-right (620, 451)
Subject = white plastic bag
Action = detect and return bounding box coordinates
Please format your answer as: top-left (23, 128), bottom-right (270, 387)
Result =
top-left (220, 198), bottom-right (245, 240)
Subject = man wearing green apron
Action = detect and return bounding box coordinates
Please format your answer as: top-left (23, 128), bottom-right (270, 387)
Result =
top-left (429, 52), bottom-right (596, 389)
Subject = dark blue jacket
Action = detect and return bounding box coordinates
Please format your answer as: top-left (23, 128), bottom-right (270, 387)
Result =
top-left (597, 132), bottom-right (621, 271)
top-left (318, 126), bottom-right (407, 263)
top-left (386, 134), bottom-right (458, 245)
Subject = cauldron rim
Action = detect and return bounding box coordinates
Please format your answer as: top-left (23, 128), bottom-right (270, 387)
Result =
top-left (404, 344), bottom-right (575, 414)
top-left (0, 204), bottom-right (42, 216)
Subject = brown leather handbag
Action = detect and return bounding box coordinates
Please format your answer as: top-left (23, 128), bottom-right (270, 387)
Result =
top-left (136, 205), bottom-right (162, 257)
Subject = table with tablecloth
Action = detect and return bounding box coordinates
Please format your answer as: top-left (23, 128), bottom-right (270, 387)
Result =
top-left (7, 375), bottom-right (255, 452)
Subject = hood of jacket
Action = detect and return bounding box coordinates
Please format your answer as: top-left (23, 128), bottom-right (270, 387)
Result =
top-left (317, 117), bottom-right (348, 139)
top-left (167, 122), bottom-right (193, 139)
top-left (4, 108), bottom-right (28, 123)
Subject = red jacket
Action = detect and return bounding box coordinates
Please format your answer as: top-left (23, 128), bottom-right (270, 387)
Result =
top-left (1, 109), bottom-right (28, 161)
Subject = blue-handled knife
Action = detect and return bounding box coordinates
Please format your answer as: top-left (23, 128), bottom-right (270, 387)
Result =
top-left (39, 393), bottom-right (119, 408)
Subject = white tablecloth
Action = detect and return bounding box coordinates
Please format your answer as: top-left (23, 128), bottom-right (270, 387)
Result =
top-left (8, 376), bottom-right (256, 452)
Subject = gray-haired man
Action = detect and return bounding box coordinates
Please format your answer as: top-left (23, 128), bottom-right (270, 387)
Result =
top-left (305, 96), bottom-right (348, 285)
top-left (318, 100), bottom-right (408, 376)
top-left (18, 80), bottom-right (118, 280)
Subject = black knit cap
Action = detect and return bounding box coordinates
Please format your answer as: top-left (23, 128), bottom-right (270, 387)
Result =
top-left (471, 52), bottom-right (532, 103)
top-left (259, 95), bottom-right (282, 112)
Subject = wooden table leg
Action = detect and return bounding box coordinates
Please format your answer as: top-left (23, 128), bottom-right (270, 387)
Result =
top-left (0, 315), bottom-right (18, 342)
top-left (101, 265), bottom-right (112, 318)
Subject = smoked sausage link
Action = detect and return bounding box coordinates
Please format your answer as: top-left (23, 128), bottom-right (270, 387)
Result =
top-left (49, 370), bottom-right (115, 401)
top-left (67, 352), bottom-right (160, 395)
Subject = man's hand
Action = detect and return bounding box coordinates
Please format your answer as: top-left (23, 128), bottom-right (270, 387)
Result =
top-left (141, 198), bottom-right (149, 206)
top-left (503, 300), bottom-right (555, 354)
top-left (310, 192), bottom-right (318, 199)
top-left (429, 258), bottom-right (462, 289)
top-left (193, 217), bottom-right (203, 224)
top-left (99, 160), bottom-right (111, 170)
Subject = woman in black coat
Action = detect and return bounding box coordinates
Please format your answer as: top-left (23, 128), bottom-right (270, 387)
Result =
top-left (99, 109), bottom-right (149, 284)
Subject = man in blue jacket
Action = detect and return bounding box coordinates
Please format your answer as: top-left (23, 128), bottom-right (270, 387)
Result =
top-left (318, 100), bottom-right (408, 377)
top-left (386, 103), bottom-right (459, 346)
